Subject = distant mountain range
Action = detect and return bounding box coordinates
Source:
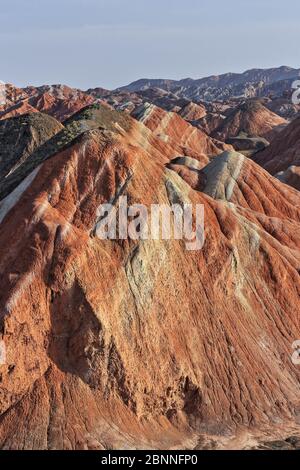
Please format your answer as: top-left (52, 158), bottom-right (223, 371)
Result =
top-left (118, 66), bottom-right (300, 101)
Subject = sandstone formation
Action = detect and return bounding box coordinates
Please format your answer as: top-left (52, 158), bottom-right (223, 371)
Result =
top-left (276, 166), bottom-right (300, 192)
top-left (27, 86), bottom-right (95, 121)
top-left (0, 101), bottom-right (38, 120)
top-left (0, 83), bottom-right (28, 109)
top-left (254, 117), bottom-right (300, 176)
top-left (212, 100), bottom-right (287, 142)
top-left (90, 87), bottom-right (208, 125)
top-left (0, 85), bottom-right (96, 122)
top-left (132, 102), bottom-right (231, 166)
top-left (192, 113), bottom-right (226, 136)
top-left (265, 96), bottom-right (300, 119)
top-left (0, 101), bottom-right (300, 450)
top-left (0, 104), bottom-right (135, 201)
top-left (226, 134), bottom-right (270, 157)
top-left (178, 102), bottom-right (207, 121)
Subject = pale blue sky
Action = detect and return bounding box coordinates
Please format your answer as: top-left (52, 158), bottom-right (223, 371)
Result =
top-left (0, 0), bottom-right (299, 89)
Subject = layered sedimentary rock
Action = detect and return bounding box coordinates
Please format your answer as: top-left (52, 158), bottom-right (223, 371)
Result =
top-left (0, 85), bottom-right (96, 122)
top-left (276, 166), bottom-right (300, 192)
top-left (0, 101), bottom-right (38, 120)
top-left (91, 87), bottom-right (208, 124)
top-left (212, 100), bottom-right (287, 142)
top-left (192, 113), bottom-right (226, 136)
top-left (27, 86), bottom-right (95, 121)
top-left (132, 102), bottom-right (231, 165)
top-left (254, 117), bottom-right (300, 181)
top-left (226, 134), bottom-right (270, 157)
top-left (265, 96), bottom-right (300, 119)
top-left (0, 104), bottom-right (300, 450)
top-left (178, 102), bottom-right (207, 121)
top-left (0, 83), bottom-right (28, 110)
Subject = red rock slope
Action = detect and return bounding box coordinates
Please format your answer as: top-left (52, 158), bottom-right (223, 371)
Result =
top-left (0, 108), bottom-right (300, 450)
top-left (178, 101), bottom-right (207, 121)
top-left (132, 102), bottom-right (231, 166)
top-left (27, 86), bottom-right (95, 121)
top-left (212, 100), bottom-right (287, 142)
top-left (0, 101), bottom-right (38, 120)
top-left (0, 85), bottom-right (96, 122)
top-left (254, 117), bottom-right (300, 191)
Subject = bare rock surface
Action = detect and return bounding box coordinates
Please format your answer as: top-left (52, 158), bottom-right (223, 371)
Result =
top-left (254, 117), bottom-right (300, 188)
top-left (0, 102), bottom-right (300, 449)
top-left (212, 100), bottom-right (287, 142)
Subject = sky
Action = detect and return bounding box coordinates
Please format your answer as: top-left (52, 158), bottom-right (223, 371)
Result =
top-left (0, 0), bottom-right (299, 90)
